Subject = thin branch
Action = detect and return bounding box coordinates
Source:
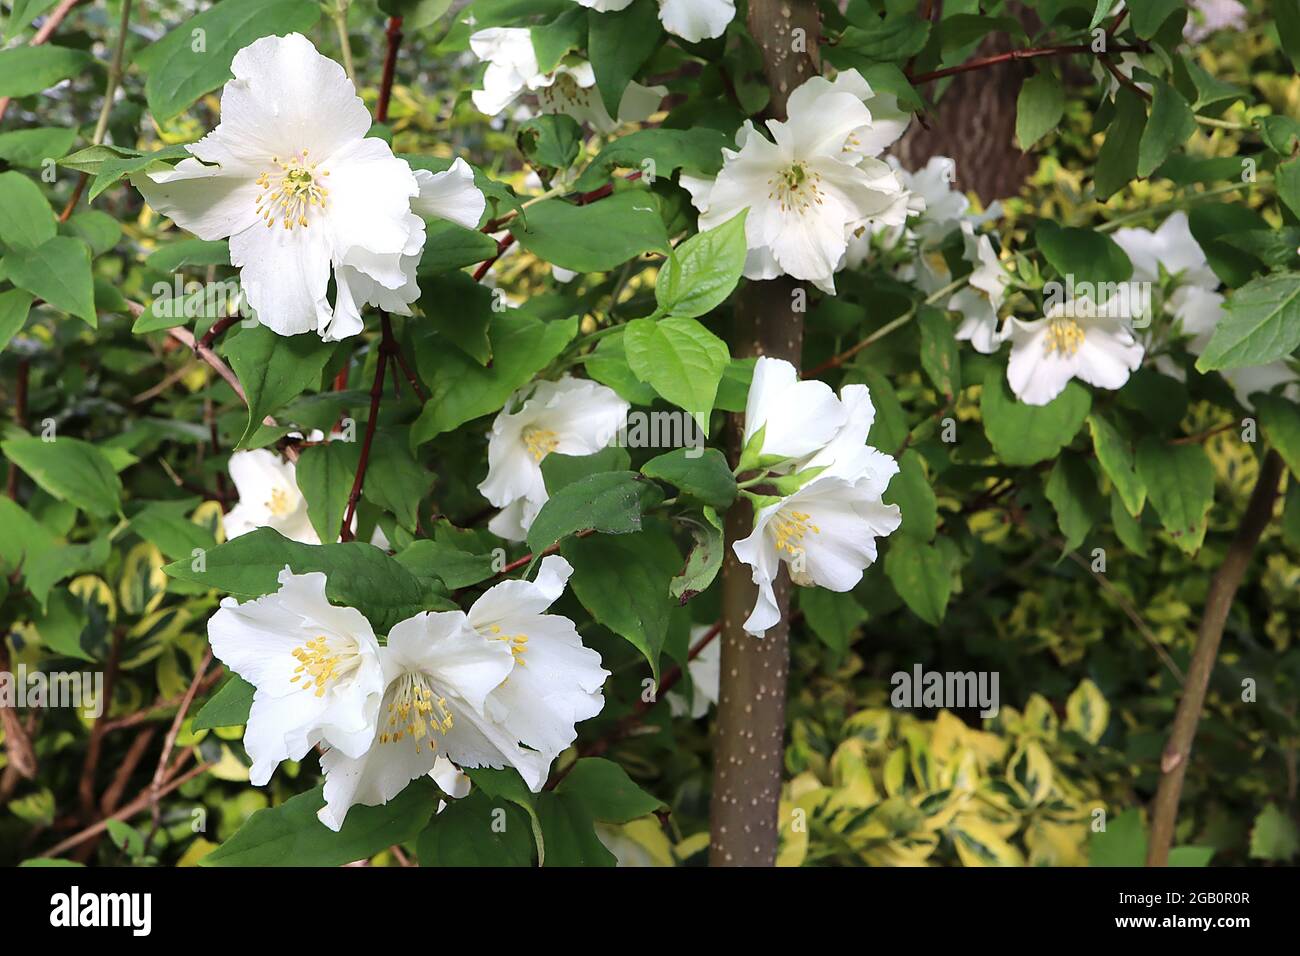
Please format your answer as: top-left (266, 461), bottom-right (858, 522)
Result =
top-left (1147, 450), bottom-right (1285, 866)
top-left (339, 313), bottom-right (394, 541)
top-left (375, 16), bottom-right (404, 124)
top-left (908, 42), bottom-right (1145, 85)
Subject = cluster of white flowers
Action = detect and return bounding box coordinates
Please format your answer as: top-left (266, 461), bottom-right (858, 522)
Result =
top-left (469, 27), bottom-right (666, 133)
top-left (732, 358), bottom-right (902, 637)
top-left (682, 69), bottom-right (915, 294)
top-left (574, 0), bottom-right (735, 43)
top-left (1113, 212), bottom-right (1298, 407)
top-left (478, 375), bottom-right (630, 541)
top-left (133, 34), bottom-right (486, 341)
top-left (209, 557), bottom-right (607, 830)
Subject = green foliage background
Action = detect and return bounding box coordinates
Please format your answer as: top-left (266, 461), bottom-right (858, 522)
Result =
top-left (0, 0), bottom-right (1297, 867)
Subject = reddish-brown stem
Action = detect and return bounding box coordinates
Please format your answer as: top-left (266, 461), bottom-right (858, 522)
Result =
top-left (197, 315), bottom-right (240, 352)
top-left (338, 314), bottom-right (395, 541)
top-left (376, 16), bottom-right (404, 125)
top-left (908, 43), bottom-right (1145, 85)
top-left (77, 631), bottom-right (123, 820)
top-left (473, 234), bottom-right (515, 281)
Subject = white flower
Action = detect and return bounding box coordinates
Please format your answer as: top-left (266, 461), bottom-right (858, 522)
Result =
top-left (798, 383), bottom-right (900, 489)
top-left (681, 69), bottom-right (911, 294)
top-left (1185, 0), bottom-right (1247, 41)
top-left (207, 568), bottom-right (386, 786)
top-left (740, 356), bottom-right (847, 468)
top-left (1112, 211), bottom-right (1218, 292)
top-left (478, 375), bottom-right (630, 541)
top-left (734, 475), bottom-right (901, 638)
top-left (1006, 296), bottom-right (1144, 406)
top-left (223, 449), bottom-right (318, 545)
top-left (468, 556), bottom-right (609, 757)
top-left (574, 0), bottom-right (735, 43)
top-left (469, 27), bottom-right (665, 134)
top-left (951, 222), bottom-right (1011, 354)
top-left (132, 34), bottom-right (423, 341)
top-left (316, 610), bottom-right (528, 830)
top-left (334, 159), bottom-right (486, 332)
top-left (1112, 213), bottom-right (1299, 406)
top-left (667, 626), bottom-right (720, 718)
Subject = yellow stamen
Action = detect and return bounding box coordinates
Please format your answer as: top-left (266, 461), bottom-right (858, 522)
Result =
top-left (254, 150), bottom-right (328, 231)
top-left (522, 426), bottom-right (560, 463)
top-left (1044, 317), bottom-right (1086, 357)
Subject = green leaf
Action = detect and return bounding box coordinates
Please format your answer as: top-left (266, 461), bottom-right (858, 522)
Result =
top-left (0, 127), bottom-right (76, 168)
top-left (202, 781), bottom-right (436, 867)
top-left (295, 441), bottom-right (360, 544)
top-left (1249, 803), bottom-right (1300, 862)
top-left (981, 370), bottom-right (1092, 467)
top-left (223, 325), bottom-right (336, 448)
top-left (192, 676), bottom-right (254, 730)
top-left (410, 313), bottom-right (577, 443)
top-left (396, 540), bottom-right (496, 590)
top-left (654, 211), bottom-right (747, 319)
top-left (1, 437), bottom-right (122, 518)
top-left (554, 757), bottom-right (664, 822)
top-left (1015, 72), bottom-right (1065, 151)
top-left (94, 143), bottom-right (191, 200)
top-left (1088, 413), bottom-right (1145, 516)
top-left (562, 520), bottom-right (680, 678)
top-left (573, 128), bottom-right (731, 191)
top-left (418, 219), bottom-right (500, 275)
top-left (1130, 0), bottom-right (1184, 38)
top-left (363, 431), bottom-right (430, 532)
top-left (0, 45), bottom-right (92, 98)
top-left (416, 272), bottom-right (492, 364)
top-left (1044, 454), bottom-right (1103, 551)
top-left (511, 191), bottom-right (669, 273)
top-left (883, 450), bottom-right (937, 541)
top-left (0, 287), bottom-right (33, 352)
top-left (1137, 79), bottom-right (1196, 179)
top-left (582, 329), bottom-right (658, 405)
top-left (1035, 221), bottom-right (1133, 286)
top-left (518, 113), bottom-right (583, 169)
top-left (1095, 88), bottom-right (1146, 200)
top-left (1088, 808), bottom-right (1146, 866)
top-left (1256, 394), bottom-right (1300, 478)
top-left (526, 471), bottom-right (663, 553)
top-left (530, 6), bottom-right (587, 72)
top-left (917, 306), bottom-right (961, 397)
top-left (624, 316), bottom-right (729, 427)
top-left (542, 447), bottom-right (632, 492)
top-left (1196, 273), bottom-right (1300, 371)
top-left (417, 792), bottom-right (536, 866)
top-left (836, 13), bottom-right (931, 62)
top-left (145, 238), bottom-right (230, 274)
top-left (0, 170), bottom-right (55, 249)
top-left (1276, 0), bottom-right (1300, 69)
top-left (1189, 203), bottom-right (1268, 288)
top-left (641, 448), bottom-right (736, 509)
top-left (535, 790), bottom-right (616, 866)
top-left (134, 0), bottom-right (323, 122)
top-left (162, 528), bottom-right (430, 633)
top-left (884, 535), bottom-right (960, 627)
top-left (669, 510), bottom-right (723, 603)
top-left (1, 236), bottom-right (95, 325)
top-left (586, 0), bottom-right (662, 116)
top-left (1135, 438), bottom-right (1214, 554)
top-left (129, 502), bottom-right (216, 561)
top-left (799, 587), bottom-right (867, 660)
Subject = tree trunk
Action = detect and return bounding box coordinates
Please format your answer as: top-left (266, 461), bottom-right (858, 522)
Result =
top-left (708, 0), bottom-right (818, 867)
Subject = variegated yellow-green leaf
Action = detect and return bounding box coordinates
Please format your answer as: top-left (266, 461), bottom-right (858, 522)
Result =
top-left (1065, 678), bottom-right (1110, 744)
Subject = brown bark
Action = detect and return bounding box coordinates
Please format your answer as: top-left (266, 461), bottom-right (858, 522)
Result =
top-left (896, 2), bottom-right (1041, 204)
top-left (708, 0), bottom-right (818, 867)
top-left (1146, 450), bottom-right (1285, 865)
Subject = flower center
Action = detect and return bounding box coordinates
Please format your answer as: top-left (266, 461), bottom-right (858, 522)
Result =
top-left (255, 150), bottom-right (329, 231)
top-left (265, 486), bottom-right (293, 517)
top-left (485, 624), bottom-right (528, 666)
top-left (522, 426), bottom-right (560, 462)
top-left (290, 635), bottom-right (361, 697)
top-left (1044, 317), bottom-right (1085, 357)
top-left (768, 162), bottom-right (824, 215)
top-left (773, 509), bottom-right (820, 558)
top-left (379, 671), bottom-right (454, 751)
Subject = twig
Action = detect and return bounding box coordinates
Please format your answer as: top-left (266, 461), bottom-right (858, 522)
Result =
top-left (144, 650), bottom-right (211, 849)
top-left (77, 631), bottom-right (123, 819)
top-left (375, 16), bottom-right (404, 124)
top-left (1147, 450), bottom-right (1285, 865)
top-left (0, 644), bottom-right (37, 780)
top-left (909, 43), bottom-right (1145, 85)
top-left (58, 0), bottom-right (132, 222)
top-left (338, 313), bottom-right (395, 541)
top-left (39, 762), bottom-right (213, 859)
top-left (98, 728), bottom-right (157, 816)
